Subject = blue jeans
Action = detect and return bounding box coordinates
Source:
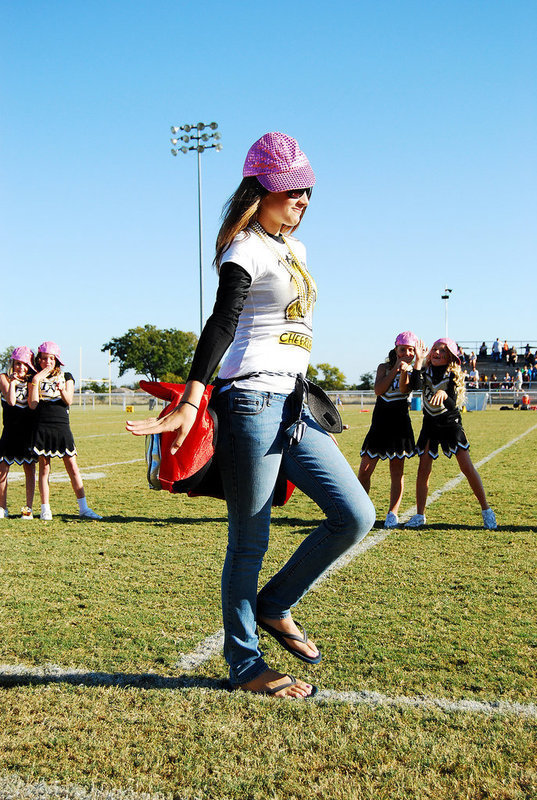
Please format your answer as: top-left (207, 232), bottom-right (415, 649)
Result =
top-left (213, 388), bottom-right (376, 686)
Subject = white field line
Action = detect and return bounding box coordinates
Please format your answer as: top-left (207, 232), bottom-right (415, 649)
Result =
top-left (176, 421), bottom-right (537, 672)
top-left (0, 662), bottom-right (535, 721)
top-left (7, 458), bottom-right (144, 483)
top-left (78, 458), bottom-right (144, 469)
top-left (77, 432), bottom-right (130, 439)
top-left (0, 775), bottom-right (166, 800)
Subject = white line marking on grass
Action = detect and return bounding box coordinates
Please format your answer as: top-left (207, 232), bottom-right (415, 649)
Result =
top-left (7, 459), bottom-right (143, 484)
top-left (77, 432), bottom-right (130, 439)
top-left (175, 629), bottom-right (226, 672)
top-left (8, 472), bottom-right (106, 483)
top-left (81, 459), bottom-right (144, 469)
top-left (177, 421), bottom-right (537, 670)
top-left (0, 775), bottom-right (166, 800)
top-left (315, 688), bottom-right (537, 718)
top-left (0, 662), bottom-right (535, 720)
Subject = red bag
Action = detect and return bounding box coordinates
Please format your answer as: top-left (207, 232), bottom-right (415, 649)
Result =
top-left (140, 381), bottom-right (295, 505)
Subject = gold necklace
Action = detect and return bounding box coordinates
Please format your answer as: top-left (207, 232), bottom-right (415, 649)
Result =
top-left (250, 222), bottom-right (316, 320)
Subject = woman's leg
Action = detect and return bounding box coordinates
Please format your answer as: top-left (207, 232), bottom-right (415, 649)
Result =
top-left (257, 410), bottom-right (375, 621)
top-left (388, 457), bottom-right (405, 515)
top-left (358, 454), bottom-right (378, 494)
top-left (215, 390), bottom-right (288, 687)
top-left (416, 451), bottom-right (433, 515)
top-left (23, 462), bottom-right (36, 508)
top-left (62, 455), bottom-right (85, 499)
top-left (38, 456), bottom-right (51, 505)
top-left (455, 449), bottom-right (489, 509)
top-left (0, 462), bottom-right (9, 509)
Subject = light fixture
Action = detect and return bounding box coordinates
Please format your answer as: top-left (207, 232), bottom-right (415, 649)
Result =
top-left (169, 120), bottom-right (223, 333)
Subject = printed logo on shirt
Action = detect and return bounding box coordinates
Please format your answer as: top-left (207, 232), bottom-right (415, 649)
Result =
top-left (282, 252), bottom-right (316, 325)
top-left (279, 332), bottom-right (313, 352)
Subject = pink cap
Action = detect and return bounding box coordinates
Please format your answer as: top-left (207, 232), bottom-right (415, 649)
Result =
top-left (395, 331), bottom-right (418, 348)
top-left (243, 132), bottom-right (316, 192)
top-left (433, 337), bottom-right (460, 364)
top-left (10, 346), bottom-right (35, 368)
top-left (38, 341), bottom-right (64, 365)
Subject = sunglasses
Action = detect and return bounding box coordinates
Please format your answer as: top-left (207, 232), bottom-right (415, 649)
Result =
top-left (287, 187), bottom-right (312, 199)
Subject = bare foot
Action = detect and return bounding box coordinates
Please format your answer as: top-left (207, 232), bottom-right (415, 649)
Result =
top-left (258, 616), bottom-right (320, 660)
top-left (237, 668), bottom-right (315, 698)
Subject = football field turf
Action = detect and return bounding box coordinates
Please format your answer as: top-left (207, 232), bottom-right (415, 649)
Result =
top-left (0, 405), bottom-right (535, 799)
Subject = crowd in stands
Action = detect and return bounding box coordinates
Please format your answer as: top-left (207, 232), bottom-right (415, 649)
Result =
top-left (457, 340), bottom-right (537, 391)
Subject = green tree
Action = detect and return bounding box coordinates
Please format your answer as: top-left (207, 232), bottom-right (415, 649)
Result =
top-left (84, 380), bottom-right (109, 394)
top-left (358, 371), bottom-right (375, 390)
top-left (306, 364), bottom-right (319, 382)
top-left (0, 346), bottom-right (16, 372)
top-left (315, 362), bottom-right (347, 390)
top-left (159, 371), bottom-right (186, 385)
top-left (102, 325), bottom-right (198, 382)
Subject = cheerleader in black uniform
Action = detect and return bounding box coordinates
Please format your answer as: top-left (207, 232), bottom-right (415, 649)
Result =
top-left (29, 342), bottom-right (102, 521)
top-left (404, 337), bottom-right (497, 530)
top-left (359, 332), bottom-right (426, 528)
top-left (0, 346), bottom-right (37, 519)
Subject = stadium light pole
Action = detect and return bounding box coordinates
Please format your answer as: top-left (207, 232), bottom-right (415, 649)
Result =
top-left (170, 122), bottom-right (222, 334)
top-left (441, 286), bottom-right (452, 337)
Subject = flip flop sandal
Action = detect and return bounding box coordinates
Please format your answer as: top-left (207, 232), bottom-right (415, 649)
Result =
top-left (257, 619), bottom-right (322, 665)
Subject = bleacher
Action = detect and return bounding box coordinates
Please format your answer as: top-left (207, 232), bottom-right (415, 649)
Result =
top-left (457, 340), bottom-right (537, 390)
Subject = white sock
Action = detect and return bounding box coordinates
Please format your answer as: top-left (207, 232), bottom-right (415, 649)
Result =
top-left (77, 496), bottom-right (89, 514)
top-left (41, 504), bottom-right (51, 515)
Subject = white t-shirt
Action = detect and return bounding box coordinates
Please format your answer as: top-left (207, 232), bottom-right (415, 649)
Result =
top-left (219, 229), bottom-right (316, 393)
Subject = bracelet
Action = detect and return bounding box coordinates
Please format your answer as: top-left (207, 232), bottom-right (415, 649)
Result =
top-left (179, 400), bottom-right (199, 410)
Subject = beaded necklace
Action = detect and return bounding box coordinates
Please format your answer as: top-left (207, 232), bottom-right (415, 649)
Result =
top-left (250, 221), bottom-right (316, 320)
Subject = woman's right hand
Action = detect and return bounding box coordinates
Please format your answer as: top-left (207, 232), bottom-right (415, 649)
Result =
top-left (414, 340), bottom-right (428, 368)
top-left (33, 366), bottom-right (53, 383)
top-left (126, 403), bottom-right (199, 454)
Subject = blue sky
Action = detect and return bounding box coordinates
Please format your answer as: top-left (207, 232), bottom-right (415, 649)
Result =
top-left (1, 0), bottom-right (535, 385)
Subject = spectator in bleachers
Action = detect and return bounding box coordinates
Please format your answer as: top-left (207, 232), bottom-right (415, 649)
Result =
top-left (490, 372), bottom-right (499, 389)
top-left (479, 342), bottom-right (488, 358)
top-left (468, 367), bottom-right (479, 388)
top-left (502, 340), bottom-right (510, 361)
top-left (515, 369), bottom-right (523, 393)
top-left (527, 350), bottom-right (535, 369)
top-left (509, 346), bottom-right (518, 366)
top-left (492, 338), bottom-right (501, 362)
top-left (479, 374), bottom-right (488, 389)
top-left (532, 365), bottom-right (537, 381)
top-left (524, 344), bottom-right (531, 362)
top-left (469, 351), bottom-right (477, 370)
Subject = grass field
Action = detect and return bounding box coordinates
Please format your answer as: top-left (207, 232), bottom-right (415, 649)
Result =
top-left (0, 404), bottom-right (536, 800)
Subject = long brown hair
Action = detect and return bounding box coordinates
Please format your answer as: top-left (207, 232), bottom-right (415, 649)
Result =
top-left (214, 177), bottom-right (307, 271)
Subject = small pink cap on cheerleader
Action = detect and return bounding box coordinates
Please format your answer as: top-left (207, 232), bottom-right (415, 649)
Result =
top-left (10, 346), bottom-right (35, 368)
top-left (433, 337), bottom-right (461, 363)
top-left (395, 331), bottom-right (418, 348)
top-left (37, 341), bottom-right (64, 365)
